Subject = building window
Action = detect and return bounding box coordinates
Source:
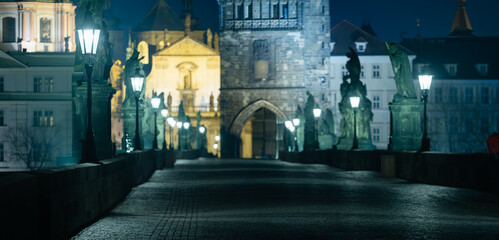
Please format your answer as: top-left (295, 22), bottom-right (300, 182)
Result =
top-left (235, 4), bottom-right (244, 20)
top-left (272, 4), bottom-right (279, 19)
top-left (282, 3), bottom-right (289, 19)
top-left (373, 128), bottom-right (380, 143)
top-left (34, 77), bottom-right (53, 93)
top-left (321, 58), bottom-right (326, 66)
top-left (360, 65), bottom-right (365, 78)
top-left (320, 76), bottom-right (326, 85)
top-left (34, 111), bottom-right (53, 127)
top-left (0, 110), bottom-right (4, 126)
top-left (372, 95), bottom-right (380, 109)
top-left (0, 76), bottom-right (4, 92)
top-left (341, 65), bottom-right (348, 77)
top-left (40, 17), bottom-right (51, 43)
top-left (355, 42), bottom-right (367, 52)
top-left (446, 64), bottom-right (457, 76)
top-left (476, 64), bottom-right (489, 76)
top-left (372, 65), bottom-right (380, 78)
top-left (2, 17), bottom-right (16, 43)
top-left (244, 3), bottom-right (252, 19)
top-left (321, 5), bottom-right (325, 14)
top-left (434, 88), bottom-right (443, 103)
top-left (448, 87), bottom-right (458, 103)
top-left (0, 143), bottom-right (4, 162)
top-left (321, 24), bottom-right (325, 32)
top-left (465, 87), bottom-right (474, 103)
top-left (481, 87), bottom-right (489, 104)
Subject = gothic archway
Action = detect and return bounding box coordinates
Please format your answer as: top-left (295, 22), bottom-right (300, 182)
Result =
top-left (229, 99), bottom-right (288, 137)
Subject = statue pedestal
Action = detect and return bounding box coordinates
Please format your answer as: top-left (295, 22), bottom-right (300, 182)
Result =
top-left (389, 99), bottom-right (422, 151)
top-left (336, 137), bottom-right (376, 150)
top-left (74, 82), bottom-right (116, 160)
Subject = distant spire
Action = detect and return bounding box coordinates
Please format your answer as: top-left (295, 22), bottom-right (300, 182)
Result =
top-left (449, 0), bottom-right (474, 37)
top-left (182, 0), bottom-right (192, 16)
top-left (360, 21), bottom-right (377, 37)
top-left (416, 18), bottom-right (421, 38)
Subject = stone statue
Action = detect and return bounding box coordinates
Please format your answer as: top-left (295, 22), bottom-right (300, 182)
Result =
top-left (184, 13), bottom-right (191, 35)
top-left (183, 70), bottom-right (192, 89)
top-left (214, 33), bottom-right (219, 52)
top-left (303, 92), bottom-right (316, 151)
top-left (337, 47), bottom-right (375, 150)
top-left (295, 106), bottom-right (305, 152)
top-left (209, 92), bottom-right (215, 112)
top-left (386, 41), bottom-right (417, 101)
top-left (206, 28), bottom-right (213, 48)
top-left (167, 92), bottom-right (172, 110)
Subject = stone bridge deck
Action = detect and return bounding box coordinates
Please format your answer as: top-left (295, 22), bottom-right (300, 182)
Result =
top-left (72, 158), bottom-right (499, 239)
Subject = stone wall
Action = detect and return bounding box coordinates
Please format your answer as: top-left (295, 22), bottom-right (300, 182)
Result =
top-left (0, 150), bottom-right (175, 240)
top-left (280, 150), bottom-right (499, 195)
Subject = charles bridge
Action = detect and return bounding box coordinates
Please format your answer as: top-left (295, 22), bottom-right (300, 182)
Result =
top-left (1, 149), bottom-right (499, 239)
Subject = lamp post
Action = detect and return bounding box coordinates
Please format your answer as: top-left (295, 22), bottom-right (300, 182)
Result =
top-left (78, 23), bottom-right (100, 163)
top-left (350, 96), bottom-right (360, 150)
top-left (419, 75), bottom-right (433, 151)
top-left (215, 135), bottom-right (220, 157)
top-left (167, 116), bottom-right (175, 150)
top-left (293, 118), bottom-right (300, 151)
top-left (183, 122), bottom-right (190, 150)
top-left (285, 120), bottom-right (293, 151)
top-left (161, 108), bottom-right (168, 150)
top-left (198, 125), bottom-right (206, 151)
top-left (130, 68), bottom-right (144, 151)
top-left (313, 105), bottom-right (322, 150)
top-left (151, 96), bottom-right (161, 149)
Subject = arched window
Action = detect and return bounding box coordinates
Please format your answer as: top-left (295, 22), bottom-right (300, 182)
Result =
top-left (2, 17), bottom-right (16, 43)
top-left (40, 18), bottom-right (51, 43)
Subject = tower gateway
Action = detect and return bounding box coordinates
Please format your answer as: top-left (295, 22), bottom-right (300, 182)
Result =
top-left (217, 0), bottom-right (331, 158)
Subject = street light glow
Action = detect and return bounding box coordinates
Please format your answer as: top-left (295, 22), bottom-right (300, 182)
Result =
top-left (151, 97), bottom-right (161, 109)
top-left (213, 143), bottom-right (219, 150)
top-left (176, 121), bottom-right (182, 128)
top-left (418, 75), bottom-right (433, 91)
top-left (130, 68), bottom-right (144, 93)
top-left (350, 97), bottom-right (360, 109)
top-left (292, 118), bottom-right (300, 127)
top-left (78, 28), bottom-right (100, 55)
top-left (313, 107), bottom-right (322, 118)
top-left (215, 135), bottom-right (220, 141)
top-left (183, 122), bottom-right (190, 129)
top-left (285, 120), bottom-right (292, 129)
top-left (199, 126), bottom-right (206, 134)
top-left (167, 117), bottom-right (175, 127)
top-left (161, 108), bottom-right (168, 118)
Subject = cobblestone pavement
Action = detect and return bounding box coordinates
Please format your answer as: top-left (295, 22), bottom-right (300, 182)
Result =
top-left (73, 158), bottom-right (499, 240)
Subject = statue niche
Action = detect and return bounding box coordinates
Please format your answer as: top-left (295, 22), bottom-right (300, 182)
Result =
top-left (177, 62), bottom-right (198, 113)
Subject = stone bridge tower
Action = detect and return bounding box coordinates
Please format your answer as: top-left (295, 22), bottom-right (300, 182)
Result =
top-left (217, 0), bottom-right (331, 157)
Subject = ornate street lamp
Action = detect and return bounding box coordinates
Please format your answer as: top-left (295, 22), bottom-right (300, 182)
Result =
top-left (214, 135), bottom-right (221, 157)
top-left (313, 105), bottom-right (322, 150)
top-left (161, 108), bottom-right (168, 150)
top-left (350, 96), bottom-right (360, 150)
top-left (285, 120), bottom-right (293, 151)
top-left (151, 95), bottom-right (161, 149)
top-left (292, 118), bottom-right (300, 151)
top-left (130, 68), bottom-right (144, 151)
top-left (198, 125), bottom-right (206, 151)
top-left (199, 126), bottom-right (206, 134)
top-left (419, 74), bottom-right (433, 151)
top-left (167, 116), bottom-right (176, 150)
top-left (78, 22), bottom-right (100, 163)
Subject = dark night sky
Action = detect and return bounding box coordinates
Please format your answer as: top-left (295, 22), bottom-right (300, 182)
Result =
top-left (106, 0), bottom-right (499, 41)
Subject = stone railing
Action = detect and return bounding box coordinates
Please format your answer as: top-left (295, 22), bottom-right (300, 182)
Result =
top-left (0, 150), bottom-right (175, 240)
top-left (280, 150), bottom-right (499, 196)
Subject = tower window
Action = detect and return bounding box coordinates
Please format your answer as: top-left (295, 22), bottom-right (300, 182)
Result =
top-left (40, 18), bottom-right (52, 43)
top-left (236, 4), bottom-right (244, 20)
top-left (244, 3), bottom-right (252, 19)
top-left (282, 3), bottom-right (289, 19)
top-left (272, 4), bottom-right (279, 19)
top-left (2, 17), bottom-right (16, 43)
